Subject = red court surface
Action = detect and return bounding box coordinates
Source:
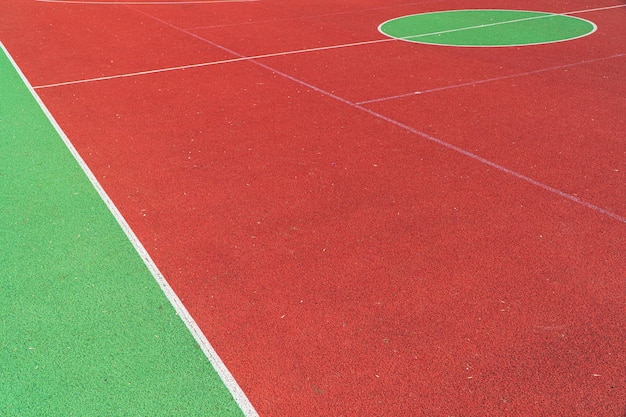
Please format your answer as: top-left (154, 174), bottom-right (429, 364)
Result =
top-left (2, 0), bottom-right (625, 415)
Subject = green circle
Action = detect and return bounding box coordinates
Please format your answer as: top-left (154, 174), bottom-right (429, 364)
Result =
top-left (378, 9), bottom-right (597, 47)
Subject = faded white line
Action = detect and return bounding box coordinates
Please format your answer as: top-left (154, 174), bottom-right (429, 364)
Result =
top-left (184, 0), bottom-right (449, 30)
top-left (357, 53), bottom-right (626, 104)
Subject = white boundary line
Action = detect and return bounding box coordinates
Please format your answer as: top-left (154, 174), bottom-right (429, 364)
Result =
top-left (1, 41), bottom-right (259, 417)
top-left (37, 0), bottom-right (257, 4)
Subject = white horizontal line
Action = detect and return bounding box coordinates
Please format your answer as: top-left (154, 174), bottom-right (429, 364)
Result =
top-left (33, 38), bottom-right (391, 89)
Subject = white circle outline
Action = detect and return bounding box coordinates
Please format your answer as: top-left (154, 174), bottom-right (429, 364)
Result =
top-left (377, 9), bottom-right (598, 48)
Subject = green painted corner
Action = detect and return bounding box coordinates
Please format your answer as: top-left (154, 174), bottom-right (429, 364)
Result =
top-left (0, 46), bottom-right (245, 417)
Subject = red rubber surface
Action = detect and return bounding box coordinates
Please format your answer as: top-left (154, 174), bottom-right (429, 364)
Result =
top-left (2, 0), bottom-right (624, 415)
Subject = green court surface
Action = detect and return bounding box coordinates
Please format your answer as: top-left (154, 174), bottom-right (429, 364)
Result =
top-left (379, 9), bottom-right (597, 47)
top-left (0, 45), bottom-right (245, 416)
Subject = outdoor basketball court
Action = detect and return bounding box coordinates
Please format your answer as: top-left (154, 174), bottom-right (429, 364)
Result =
top-left (1, 0), bottom-right (624, 415)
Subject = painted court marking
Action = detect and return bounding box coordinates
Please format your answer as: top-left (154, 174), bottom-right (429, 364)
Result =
top-left (30, 4), bottom-right (626, 223)
top-left (33, 38), bottom-right (394, 89)
top-left (1, 42), bottom-right (259, 417)
top-left (356, 53), bottom-right (626, 104)
top-left (378, 9), bottom-right (597, 47)
top-left (129, 7), bottom-right (626, 224)
top-left (32, 4), bottom-right (624, 89)
top-left (5, 2), bottom-right (624, 415)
